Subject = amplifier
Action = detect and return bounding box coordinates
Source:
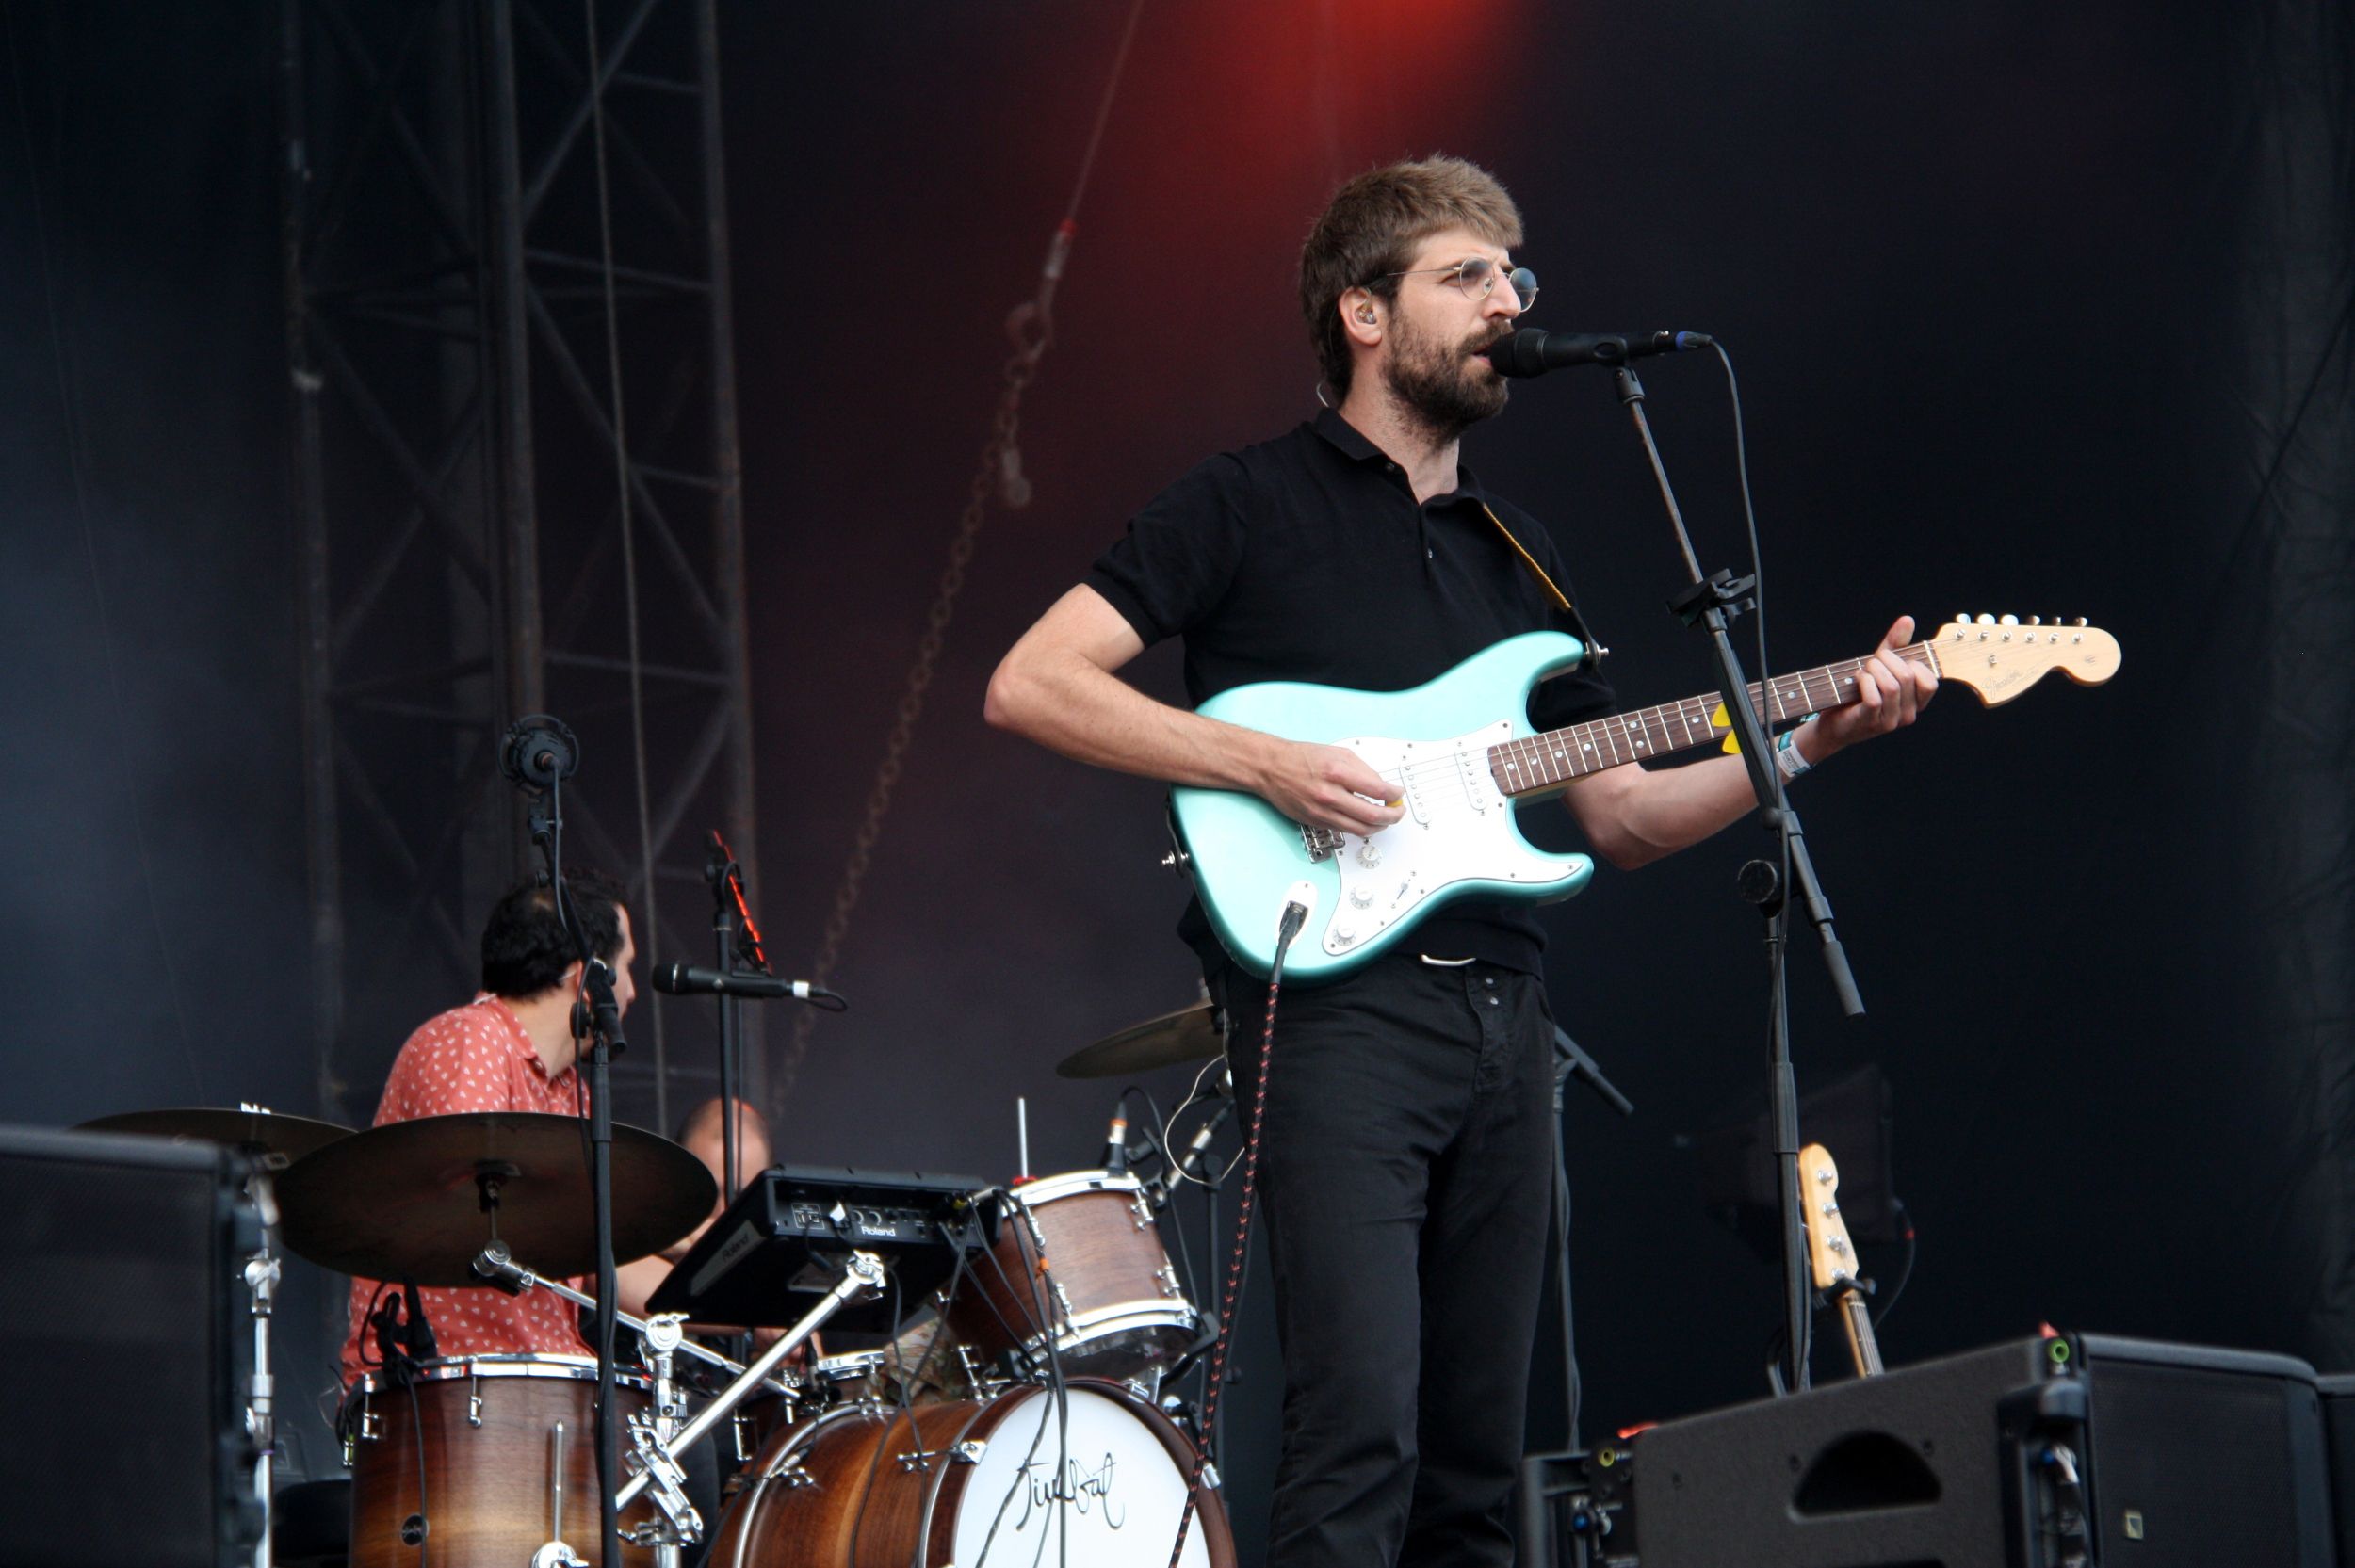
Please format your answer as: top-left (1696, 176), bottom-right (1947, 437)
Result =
top-left (1548, 1333), bottom-right (2334, 1568)
top-left (0, 1124), bottom-right (264, 1568)
top-left (2320, 1373), bottom-right (2355, 1568)
top-left (645, 1163), bottom-right (996, 1333)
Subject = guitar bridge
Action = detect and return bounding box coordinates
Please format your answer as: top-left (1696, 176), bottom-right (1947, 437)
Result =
top-left (1300, 824), bottom-right (1342, 862)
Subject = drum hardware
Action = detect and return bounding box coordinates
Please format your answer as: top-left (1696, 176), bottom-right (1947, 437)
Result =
top-left (532, 1420), bottom-right (588, 1568)
top-left (622, 1314), bottom-right (703, 1561)
top-left (894, 1438), bottom-right (987, 1473)
top-left (613, 1251), bottom-right (889, 1519)
top-left (471, 1241), bottom-right (796, 1397)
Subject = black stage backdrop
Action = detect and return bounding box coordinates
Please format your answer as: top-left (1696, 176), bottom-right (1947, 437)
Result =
top-left (4, 2), bottom-right (2350, 1558)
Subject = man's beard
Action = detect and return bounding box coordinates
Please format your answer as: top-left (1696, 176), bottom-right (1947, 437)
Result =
top-left (1382, 315), bottom-right (1510, 442)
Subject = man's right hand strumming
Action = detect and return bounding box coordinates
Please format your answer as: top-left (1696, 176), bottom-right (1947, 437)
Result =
top-left (1256, 739), bottom-right (1404, 836)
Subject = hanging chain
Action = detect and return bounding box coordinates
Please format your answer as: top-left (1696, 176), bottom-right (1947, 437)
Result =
top-left (779, 0), bottom-right (1147, 1096)
top-left (779, 311), bottom-right (1055, 1092)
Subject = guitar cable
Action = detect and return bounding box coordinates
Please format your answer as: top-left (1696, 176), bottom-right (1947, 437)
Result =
top-left (1165, 897), bottom-right (1308, 1568)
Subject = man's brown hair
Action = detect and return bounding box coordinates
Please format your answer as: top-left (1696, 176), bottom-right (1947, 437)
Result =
top-left (1300, 155), bottom-right (1524, 397)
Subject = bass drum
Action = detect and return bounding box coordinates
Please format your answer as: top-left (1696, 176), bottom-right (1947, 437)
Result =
top-left (711, 1378), bottom-right (1236, 1568)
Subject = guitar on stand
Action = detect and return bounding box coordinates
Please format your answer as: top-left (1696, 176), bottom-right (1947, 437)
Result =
top-left (1799, 1141), bottom-right (1884, 1380)
top-left (1168, 616), bottom-right (2120, 981)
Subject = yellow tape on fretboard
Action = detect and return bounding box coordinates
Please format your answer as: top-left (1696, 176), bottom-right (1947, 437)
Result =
top-left (1711, 702), bottom-right (1741, 754)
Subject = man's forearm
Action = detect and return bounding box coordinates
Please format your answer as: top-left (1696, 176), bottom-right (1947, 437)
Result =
top-left (1573, 743), bottom-right (1811, 869)
top-left (984, 645), bottom-right (1275, 794)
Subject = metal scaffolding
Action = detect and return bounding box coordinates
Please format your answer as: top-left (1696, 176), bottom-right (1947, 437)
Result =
top-left (282, 0), bottom-right (758, 1137)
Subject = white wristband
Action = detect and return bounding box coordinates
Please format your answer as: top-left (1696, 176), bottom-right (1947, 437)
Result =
top-left (1775, 727), bottom-right (1813, 779)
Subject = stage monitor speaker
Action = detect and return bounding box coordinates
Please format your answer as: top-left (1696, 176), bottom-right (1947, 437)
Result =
top-left (1624, 1333), bottom-right (2332, 1568)
top-left (0, 1124), bottom-right (264, 1568)
top-left (2312, 1373), bottom-right (2355, 1568)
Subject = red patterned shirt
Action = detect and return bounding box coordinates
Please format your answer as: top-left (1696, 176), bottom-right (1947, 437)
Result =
top-left (340, 994), bottom-right (591, 1383)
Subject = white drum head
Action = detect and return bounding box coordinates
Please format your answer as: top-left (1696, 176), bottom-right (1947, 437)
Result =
top-left (947, 1385), bottom-right (1212, 1568)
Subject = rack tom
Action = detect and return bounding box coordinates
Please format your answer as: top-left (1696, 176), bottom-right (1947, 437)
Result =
top-left (949, 1169), bottom-right (1200, 1380)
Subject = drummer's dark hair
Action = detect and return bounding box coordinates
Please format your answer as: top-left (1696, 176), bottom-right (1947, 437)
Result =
top-left (479, 867), bottom-right (628, 998)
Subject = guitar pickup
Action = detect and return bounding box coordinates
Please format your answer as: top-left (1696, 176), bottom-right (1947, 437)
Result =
top-left (1300, 824), bottom-right (1343, 862)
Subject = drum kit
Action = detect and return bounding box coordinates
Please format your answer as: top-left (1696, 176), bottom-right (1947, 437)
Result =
top-left (76, 998), bottom-right (1240, 1568)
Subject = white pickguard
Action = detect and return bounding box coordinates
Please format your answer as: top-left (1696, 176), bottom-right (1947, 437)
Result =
top-left (1318, 720), bottom-right (1584, 960)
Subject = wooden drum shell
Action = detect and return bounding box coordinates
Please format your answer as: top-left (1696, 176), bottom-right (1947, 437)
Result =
top-left (948, 1170), bottom-right (1198, 1379)
top-left (707, 1380), bottom-right (1235, 1568)
top-left (347, 1354), bottom-right (656, 1568)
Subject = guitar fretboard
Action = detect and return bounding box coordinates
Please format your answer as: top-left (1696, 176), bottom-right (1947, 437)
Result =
top-left (1487, 641), bottom-right (1941, 798)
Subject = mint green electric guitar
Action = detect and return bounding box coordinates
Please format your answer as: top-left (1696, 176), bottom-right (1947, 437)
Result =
top-left (1167, 616), bottom-right (2120, 981)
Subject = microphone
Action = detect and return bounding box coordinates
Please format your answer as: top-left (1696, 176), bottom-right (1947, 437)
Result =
top-left (1485, 328), bottom-right (1714, 378)
top-left (499, 714), bottom-right (579, 791)
top-left (1149, 1098), bottom-right (1236, 1208)
top-left (1103, 1101), bottom-right (1130, 1174)
top-left (651, 962), bottom-right (838, 1004)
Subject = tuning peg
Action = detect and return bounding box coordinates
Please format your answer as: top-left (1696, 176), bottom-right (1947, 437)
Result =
top-left (1999, 614), bottom-right (2019, 625)
top-left (1976, 614), bottom-right (1995, 625)
top-left (2027, 616), bottom-right (2041, 625)
top-left (2074, 616), bottom-right (2088, 626)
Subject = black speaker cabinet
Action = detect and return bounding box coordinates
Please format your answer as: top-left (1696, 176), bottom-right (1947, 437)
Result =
top-left (1624, 1333), bottom-right (2332, 1568)
top-left (0, 1124), bottom-right (264, 1568)
top-left (2314, 1373), bottom-right (2355, 1568)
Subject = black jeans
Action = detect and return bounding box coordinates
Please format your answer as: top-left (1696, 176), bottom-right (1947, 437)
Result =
top-left (1216, 952), bottom-right (1557, 1568)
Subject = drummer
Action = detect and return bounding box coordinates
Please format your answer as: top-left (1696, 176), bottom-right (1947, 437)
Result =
top-left (339, 870), bottom-right (647, 1382)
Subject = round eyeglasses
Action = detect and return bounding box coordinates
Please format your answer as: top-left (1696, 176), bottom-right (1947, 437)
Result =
top-left (1383, 256), bottom-right (1538, 311)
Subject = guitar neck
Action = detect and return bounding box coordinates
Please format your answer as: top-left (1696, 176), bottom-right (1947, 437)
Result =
top-left (1488, 640), bottom-right (1941, 799)
top-left (1839, 1289), bottom-right (1885, 1378)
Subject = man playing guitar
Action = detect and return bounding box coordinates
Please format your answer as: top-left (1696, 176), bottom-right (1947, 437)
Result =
top-left (984, 154), bottom-right (1935, 1567)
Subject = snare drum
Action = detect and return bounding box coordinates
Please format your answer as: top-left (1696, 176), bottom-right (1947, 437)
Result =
top-left (344, 1353), bottom-right (656, 1568)
top-left (711, 1378), bottom-right (1236, 1567)
top-left (949, 1169), bottom-right (1200, 1380)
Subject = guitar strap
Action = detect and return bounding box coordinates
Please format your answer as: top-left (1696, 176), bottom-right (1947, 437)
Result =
top-left (1478, 502), bottom-right (1607, 669)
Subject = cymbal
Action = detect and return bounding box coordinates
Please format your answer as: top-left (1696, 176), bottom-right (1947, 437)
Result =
top-left (1056, 1002), bottom-right (1226, 1079)
top-left (77, 1106), bottom-right (354, 1169)
top-left (273, 1111), bottom-right (716, 1288)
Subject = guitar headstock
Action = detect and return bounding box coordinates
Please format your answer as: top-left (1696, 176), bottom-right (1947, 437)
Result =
top-left (1799, 1141), bottom-right (1860, 1293)
top-left (1930, 616), bottom-right (2120, 707)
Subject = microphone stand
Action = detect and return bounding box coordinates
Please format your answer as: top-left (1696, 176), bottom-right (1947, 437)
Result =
top-left (1549, 1026), bottom-right (1633, 1449)
top-left (513, 741), bottom-right (626, 1564)
top-left (705, 838), bottom-right (745, 1207)
top-left (1610, 363), bottom-right (1862, 1398)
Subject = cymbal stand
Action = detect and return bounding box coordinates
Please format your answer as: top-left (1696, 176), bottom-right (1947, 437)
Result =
top-left (611, 1253), bottom-right (888, 1518)
top-left (630, 1317), bottom-right (698, 1565)
top-left (239, 1149), bottom-right (284, 1568)
top-left (470, 1242), bottom-right (798, 1393)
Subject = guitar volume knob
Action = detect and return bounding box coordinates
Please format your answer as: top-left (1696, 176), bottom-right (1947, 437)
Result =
top-left (1356, 842), bottom-right (1382, 867)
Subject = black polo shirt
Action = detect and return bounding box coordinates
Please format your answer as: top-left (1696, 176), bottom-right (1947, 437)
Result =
top-left (1089, 409), bottom-right (1617, 978)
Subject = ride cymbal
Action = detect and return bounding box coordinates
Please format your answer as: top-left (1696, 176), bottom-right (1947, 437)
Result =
top-left (1056, 1002), bottom-right (1226, 1079)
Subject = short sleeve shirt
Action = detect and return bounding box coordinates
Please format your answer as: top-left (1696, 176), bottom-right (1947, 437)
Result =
top-left (339, 994), bottom-right (592, 1384)
top-left (1088, 410), bottom-right (1616, 976)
